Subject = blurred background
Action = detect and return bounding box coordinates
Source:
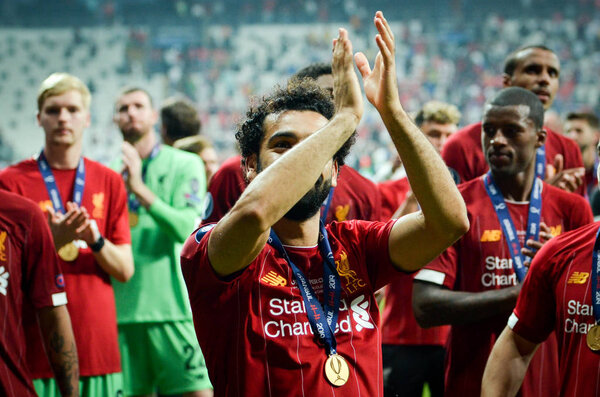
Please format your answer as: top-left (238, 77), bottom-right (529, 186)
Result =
top-left (0, 0), bottom-right (598, 175)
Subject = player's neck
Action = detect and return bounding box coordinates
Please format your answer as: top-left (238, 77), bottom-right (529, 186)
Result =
top-left (493, 169), bottom-right (536, 202)
top-left (43, 143), bottom-right (82, 170)
top-left (133, 131), bottom-right (157, 159)
top-left (272, 214), bottom-right (321, 247)
top-left (583, 146), bottom-right (596, 171)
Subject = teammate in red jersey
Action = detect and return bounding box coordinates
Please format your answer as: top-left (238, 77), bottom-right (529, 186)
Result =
top-left (202, 62), bottom-right (382, 225)
top-left (0, 73), bottom-right (133, 396)
top-left (442, 45), bottom-right (585, 195)
top-left (0, 190), bottom-right (78, 397)
top-left (380, 100), bottom-right (461, 397)
top-left (564, 112), bottom-right (600, 203)
top-left (412, 87), bottom-right (593, 397)
top-left (181, 14), bottom-right (468, 396)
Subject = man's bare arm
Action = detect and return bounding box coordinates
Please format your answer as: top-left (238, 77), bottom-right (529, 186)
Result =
top-left (355, 12), bottom-right (468, 271)
top-left (207, 28), bottom-right (363, 277)
top-left (481, 326), bottom-right (539, 397)
top-left (37, 306), bottom-right (79, 397)
top-left (412, 281), bottom-right (520, 328)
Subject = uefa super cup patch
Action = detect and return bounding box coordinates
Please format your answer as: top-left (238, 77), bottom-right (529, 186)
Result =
top-left (195, 224), bottom-right (216, 243)
top-left (55, 273), bottom-right (65, 288)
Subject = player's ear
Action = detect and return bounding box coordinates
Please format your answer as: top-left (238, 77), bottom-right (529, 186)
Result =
top-left (536, 127), bottom-right (547, 149)
top-left (331, 160), bottom-right (339, 187)
top-left (243, 154), bottom-right (258, 183)
top-left (502, 73), bottom-right (512, 88)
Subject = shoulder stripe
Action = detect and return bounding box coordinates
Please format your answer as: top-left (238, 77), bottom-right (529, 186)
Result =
top-left (52, 292), bottom-right (68, 306)
top-left (507, 313), bottom-right (519, 329)
top-left (414, 269), bottom-right (446, 285)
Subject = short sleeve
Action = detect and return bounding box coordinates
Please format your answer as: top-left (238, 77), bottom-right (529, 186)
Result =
top-left (180, 224), bottom-right (252, 310)
top-left (414, 244), bottom-right (458, 290)
top-left (509, 239), bottom-right (557, 344)
top-left (24, 204), bottom-right (67, 309)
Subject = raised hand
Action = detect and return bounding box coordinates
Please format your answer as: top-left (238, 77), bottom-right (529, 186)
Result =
top-left (121, 141), bottom-right (144, 192)
top-left (545, 154), bottom-right (584, 192)
top-left (354, 11), bottom-right (401, 118)
top-left (521, 222), bottom-right (553, 266)
top-left (332, 27), bottom-right (363, 126)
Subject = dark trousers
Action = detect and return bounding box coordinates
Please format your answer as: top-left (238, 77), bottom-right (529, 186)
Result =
top-left (382, 344), bottom-right (445, 397)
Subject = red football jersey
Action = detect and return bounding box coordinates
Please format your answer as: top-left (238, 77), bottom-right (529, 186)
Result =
top-left (182, 220), bottom-right (402, 396)
top-left (0, 190), bottom-right (66, 396)
top-left (415, 177), bottom-right (593, 397)
top-left (511, 221), bottom-right (600, 396)
top-left (203, 155), bottom-right (382, 223)
top-left (442, 122), bottom-right (586, 195)
top-left (0, 158), bottom-right (131, 377)
top-left (377, 177), bottom-right (411, 220)
top-left (203, 155), bottom-right (246, 224)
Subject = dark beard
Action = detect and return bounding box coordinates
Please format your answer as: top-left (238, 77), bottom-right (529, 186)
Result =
top-left (284, 175), bottom-right (332, 221)
top-left (255, 156), bottom-right (332, 222)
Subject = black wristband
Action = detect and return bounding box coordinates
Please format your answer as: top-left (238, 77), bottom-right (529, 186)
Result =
top-left (90, 235), bottom-right (105, 252)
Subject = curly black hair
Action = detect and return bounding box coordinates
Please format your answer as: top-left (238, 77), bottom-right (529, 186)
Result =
top-left (236, 78), bottom-right (356, 166)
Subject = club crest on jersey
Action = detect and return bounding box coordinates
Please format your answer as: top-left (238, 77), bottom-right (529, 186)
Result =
top-left (335, 251), bottom-right (366, 293)
top-left (335, 204), bottom-right (350, 222)
top-left (92, 192), bottom-right (105, 219)
top-left (0, 231), bottom-right (7, 262)
top-left (568, 272), bottom-right (589, 284)
top-left (261, 271), bottom-right (287, 287)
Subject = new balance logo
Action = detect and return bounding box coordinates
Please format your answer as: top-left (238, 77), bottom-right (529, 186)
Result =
top-left (350, 295), bottom-right (374, 332)
top-left (261, 271), bottom-right (287, 287)
top-left (481, 229), bottom-right (502, 242)
top-left (567, 272), bottom-right (589, 284)
top-left (0, 266), bottom-right (9, 296)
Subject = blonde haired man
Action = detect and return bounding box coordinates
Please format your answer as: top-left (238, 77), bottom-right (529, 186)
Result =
top-left (0, 72), bottom-right (134, 397)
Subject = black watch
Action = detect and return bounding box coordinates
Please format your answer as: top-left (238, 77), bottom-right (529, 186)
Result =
top-left (90, 235), bottom-right (105, 252)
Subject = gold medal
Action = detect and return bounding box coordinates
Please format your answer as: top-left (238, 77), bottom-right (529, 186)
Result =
top-left (58, 242), bottom-right (79, 262)
top-left (324, 354), bottom-right (350, 387)
top-left (129, 212), bottom-right (139, 227)
top-left (587, 324), bottom-right (600, 352)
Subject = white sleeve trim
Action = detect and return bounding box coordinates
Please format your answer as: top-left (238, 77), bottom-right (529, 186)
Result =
top-left (414, 269), bottom-right (446, 285)
top-left (507, 313), bottom-right (519, 329)
top-left (52, 292), bottom-right (68, 306)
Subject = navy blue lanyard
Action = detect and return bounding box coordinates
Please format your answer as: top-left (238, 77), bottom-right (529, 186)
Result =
top-left (320, 187), bottom-right (335, 224)
top-left (483, 172), bottom-right (542, 282)
top-left (592, 227), bottom-right (600, 325)
top-left (37, 151), bottom-right (85, 214)
top-left (535, 145), bottom-right (546, 180)
top-left (269, 222), bottom-right (341, 356)
top-left (128, 144), bottom-right (161, 212)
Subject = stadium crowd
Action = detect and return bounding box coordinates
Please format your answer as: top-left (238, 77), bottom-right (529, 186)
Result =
top-left (2, 2), bottom-right (600, 397)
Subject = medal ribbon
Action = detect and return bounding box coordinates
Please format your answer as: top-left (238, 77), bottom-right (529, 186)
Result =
top-left (37, 150), bottom-right (85, 213)
top-left (535, 145), bottom-right (546, 180)
top-left (320, 187), bottom-right (336, 224)
top-left (127, 144), bottom-right (161, 213)
top-left (483, 171), bottom-right (543, 282)
top-left (269, 221), bottom-right (341, 356)
top-left (591, 226), bottom-right (600, 325)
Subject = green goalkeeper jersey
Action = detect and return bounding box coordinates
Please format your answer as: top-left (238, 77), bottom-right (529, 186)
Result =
top-left (112, 144), bottom-right (206, 323)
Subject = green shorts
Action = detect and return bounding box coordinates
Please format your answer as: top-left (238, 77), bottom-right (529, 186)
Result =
top-left (33, 373), bottom-right (123, 397)
top-left (118, 321), bottom-right (212, 395)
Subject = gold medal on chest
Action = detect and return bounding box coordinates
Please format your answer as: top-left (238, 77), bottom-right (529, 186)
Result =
top-left (587, 324), bottom-right (600, 352)
top-left (324, 353), bottom-right (350, 387)
top-left (129, 212), bottom-right (139, 227)
top-left (58, 241), bottom-right (79, 262)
